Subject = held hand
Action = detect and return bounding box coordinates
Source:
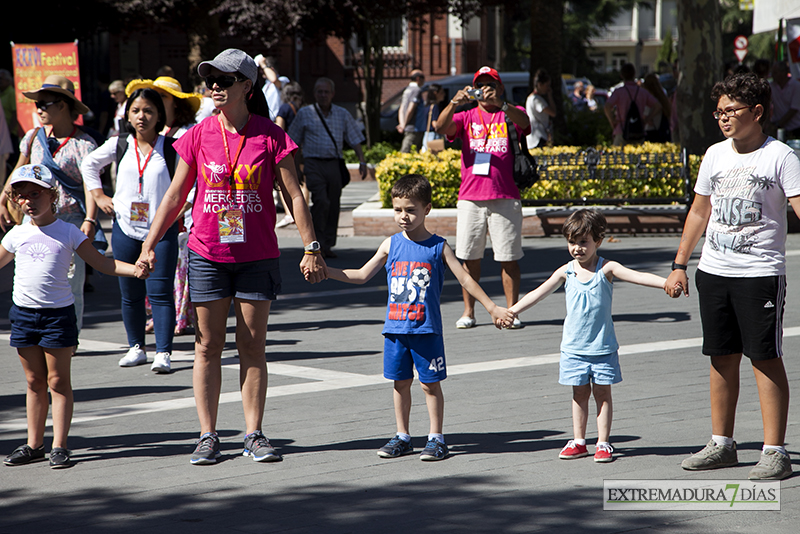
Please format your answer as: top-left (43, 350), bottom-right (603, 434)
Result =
top-left (134, 262), bottom-right (150, 279)
top-left (137, 247), bottom-right (157, 272)
top-left (490, 306), bottom-right (516, 329)
top-left (665, 269), bottom-right (689, 298)
top-left (300, 253), bottom-right (328, 284)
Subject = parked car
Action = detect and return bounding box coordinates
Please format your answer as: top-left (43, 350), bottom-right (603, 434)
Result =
top-left (380, 71), bottom-right (533, 132)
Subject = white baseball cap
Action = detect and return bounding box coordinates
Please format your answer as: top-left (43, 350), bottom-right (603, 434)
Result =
top-left (9, 164), bottom-right (55, 189)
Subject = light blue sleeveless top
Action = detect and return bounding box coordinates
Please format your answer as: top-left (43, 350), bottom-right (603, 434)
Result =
top-left (560, 257), bottom-right (619, 355)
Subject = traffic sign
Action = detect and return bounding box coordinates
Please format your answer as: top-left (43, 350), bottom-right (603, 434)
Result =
top-left (734, 35), bottom-right (749, 50)
top-left (735, 48), bottom-right (748, 62)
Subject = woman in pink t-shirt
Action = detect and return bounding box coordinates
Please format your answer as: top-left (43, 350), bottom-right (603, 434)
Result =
top-left (137, 49), bottom-right (327, 465)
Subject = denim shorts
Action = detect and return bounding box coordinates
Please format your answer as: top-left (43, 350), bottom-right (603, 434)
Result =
top-left (383, 333), bottom-right (447, 383)
top-left (9, 304), bottom-right (78, 349)
top-left (558, 350), bottom-right (622, 386)
top-left (188, 250), bottom-right (282, 302)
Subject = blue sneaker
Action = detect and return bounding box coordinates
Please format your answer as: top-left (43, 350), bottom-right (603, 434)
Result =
top-left (419, 438), bottom-right (449, 461)
top-left (190, 432), bottom-right (221, 465)
top-left (243, 430), bottom-right (282, 462)
top-left (377, 436), bottom-right (414, 458)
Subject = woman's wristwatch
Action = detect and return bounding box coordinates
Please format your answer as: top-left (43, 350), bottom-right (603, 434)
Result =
top-left (501, 101), bottom-right (509, 112)
top-left (671, 262), bottom-right (687, 271)
top-left (304, 241), bottom-right (321, 255)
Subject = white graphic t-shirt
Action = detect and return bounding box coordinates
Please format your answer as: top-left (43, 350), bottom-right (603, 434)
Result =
top-left (1, 219), bottom-right (88, 308)
top-left (695, 137), bottom-right (800, 277)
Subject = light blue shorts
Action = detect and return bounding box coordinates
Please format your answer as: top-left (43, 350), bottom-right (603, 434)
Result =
top-left (559, 350), bottom-right (622, 386)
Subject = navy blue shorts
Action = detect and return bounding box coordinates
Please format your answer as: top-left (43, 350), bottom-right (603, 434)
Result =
top-left (188, 250), bottom-right (282, 302)
top-left (383, 333), bottom-right (447, 383)
top-left (9, 304), bottom-right (78, 349)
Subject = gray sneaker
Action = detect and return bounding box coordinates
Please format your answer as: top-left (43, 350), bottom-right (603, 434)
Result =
top-left (377, 436), bottom-right (414, 458)
top-left (190, 432), bottom-right (221, 465)
top-left (243, 430), bottom-right (282, 462)
top-left (681, 439), bottom-right (738, 470)
top-left (748, 449), bottom-right (793, 480)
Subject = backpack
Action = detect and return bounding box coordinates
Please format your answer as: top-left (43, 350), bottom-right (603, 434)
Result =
top-left (622, 87), bottom-right (645, 142)
top-left (115, 135), bottom-right (178, 178)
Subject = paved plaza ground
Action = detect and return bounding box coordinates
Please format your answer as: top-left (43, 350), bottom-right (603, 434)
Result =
top-left (1, 192), bottom-right (800, 532)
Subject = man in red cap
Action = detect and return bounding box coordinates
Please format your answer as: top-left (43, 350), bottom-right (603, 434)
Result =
top-left (436, 66), bottom-right (530, 329)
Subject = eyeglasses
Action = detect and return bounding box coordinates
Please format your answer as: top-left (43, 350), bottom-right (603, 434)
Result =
top-left (11, 190), bottom-right (46, 202)
top-left (713, 106), bottom-right (752, 120)
top-left (475, 82), bottom-right (497, 89)
top-left (204, 75), bottom-right (246, 89)
top-left (35, 100), bottom-right (60, 111)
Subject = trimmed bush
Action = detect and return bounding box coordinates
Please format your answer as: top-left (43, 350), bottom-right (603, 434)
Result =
top-left (375, 143), bottom-right (702, 209)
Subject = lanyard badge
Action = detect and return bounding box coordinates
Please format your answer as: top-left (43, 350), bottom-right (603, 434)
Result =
top-left (217, 114), bottom-right (250, 243)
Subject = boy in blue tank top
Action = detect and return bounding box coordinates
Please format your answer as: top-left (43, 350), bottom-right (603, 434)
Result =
top-left (504, 210), bottom-right (670, 462)
top-left (319, 174), bottom-right (513, 461)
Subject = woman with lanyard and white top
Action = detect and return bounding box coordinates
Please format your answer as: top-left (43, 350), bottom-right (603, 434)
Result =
top-left (81, 88), bottom-right (179, 373)
top-left (135, 49), bottom-right (326, 465)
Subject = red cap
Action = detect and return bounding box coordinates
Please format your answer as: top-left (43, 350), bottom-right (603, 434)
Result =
top-left (473, 66), bottom-right (502, 85)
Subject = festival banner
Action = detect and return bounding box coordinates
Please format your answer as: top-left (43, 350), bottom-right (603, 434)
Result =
top-left (11, 41), bottom-right (82, 132)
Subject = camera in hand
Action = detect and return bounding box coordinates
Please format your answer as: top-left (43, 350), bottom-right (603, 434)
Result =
top-left (467, 87), bottom-right (483, 100)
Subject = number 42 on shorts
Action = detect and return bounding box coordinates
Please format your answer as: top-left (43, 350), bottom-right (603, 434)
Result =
top-left (428, 357), bottom-right (445, 372)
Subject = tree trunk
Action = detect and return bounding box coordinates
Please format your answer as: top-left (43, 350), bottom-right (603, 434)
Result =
top-left (356, 24), bottom-right (384, 148)
top-left (187, 6), bottom-right (220, 86)
top-left (530, 0), bottom-right (565, 135)
top-left (676, 0), bottom-right (723, 155)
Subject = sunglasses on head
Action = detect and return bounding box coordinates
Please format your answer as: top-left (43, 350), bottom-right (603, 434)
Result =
top-left (474, 82), bottom-right (497, 89)
top-left (11, 189), bottom-right (46, 202)
top-left (204, 75), bottom-right (247, 89)
top-left (35, 100), bottom-right (60, 111)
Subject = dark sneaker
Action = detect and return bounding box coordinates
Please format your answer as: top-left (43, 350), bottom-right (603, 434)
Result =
top-left (243, 430), bottom-right (282, 462)
top-left (49, 447), bottom-right (71, 469)
top-left (4, 444), bottom-right (45, 466)
top-left (748, 449), bottom-right (793, 480)
top-left (681, 439), bottom-right (738, 470)
top-left (190, 432), bottom-right (221, 465)
top-left (419, 438), bottom-right (449, 461)
top-left (377, 436), bottom-right (414, 458)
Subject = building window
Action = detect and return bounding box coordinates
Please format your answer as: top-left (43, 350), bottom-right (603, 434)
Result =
top-left (590, 53), bottom-right (606, 72)
top-left (383, 17), bottom-right (407, 52)
top-left (611, 53), bottom-right (628, 72)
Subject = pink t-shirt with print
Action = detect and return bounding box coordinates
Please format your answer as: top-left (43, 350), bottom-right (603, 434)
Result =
top-left (447, 106), bottom-right (530, 201)
top-left (174, 114), bottom-right (297, 263)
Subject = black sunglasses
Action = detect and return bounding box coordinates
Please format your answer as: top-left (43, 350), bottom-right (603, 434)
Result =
top-left (35, 100), bottom-right (60, 111)
top-left (474, 82), bottom-right (497, 89)
top-left (204, 75), bottom-right (247, 89)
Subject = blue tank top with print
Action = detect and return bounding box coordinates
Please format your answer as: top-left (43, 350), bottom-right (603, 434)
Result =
top-left (561, 257), bottom-right (619, 355)
top-left (382, 232), bottom-right (446, 335)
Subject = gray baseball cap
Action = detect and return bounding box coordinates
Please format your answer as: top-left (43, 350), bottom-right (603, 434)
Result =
top-left (198, 49), bottom-right (258, 84)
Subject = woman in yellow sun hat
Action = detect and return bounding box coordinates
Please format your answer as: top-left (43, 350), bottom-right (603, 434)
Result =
top-left (125, 77), bottom-right (202, 139)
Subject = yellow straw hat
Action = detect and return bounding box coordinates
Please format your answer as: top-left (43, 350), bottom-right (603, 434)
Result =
top-left (125, 76), bottom-right (202, 113)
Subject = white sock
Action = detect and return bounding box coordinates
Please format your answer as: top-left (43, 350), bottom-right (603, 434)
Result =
top-left (763, 444), bottom-right (788, 457)
top-left (573, 438), bottom-right (586, 446)
top-left (712, 435), bottom-right (734, 448)
top-left (428, 433), bottom-right (445, 444)
top-left (397, 433), bottom-right (411, 442)
top-left (596, 441), bottom-right (610, 449)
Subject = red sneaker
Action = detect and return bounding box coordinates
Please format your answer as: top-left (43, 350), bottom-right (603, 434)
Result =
top-left (594, 443), bottom-right (614, 463)
top-left (559, 440), bottom-right (589, 459)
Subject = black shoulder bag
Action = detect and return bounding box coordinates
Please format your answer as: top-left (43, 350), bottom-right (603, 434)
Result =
top-left (505, 116), bottom-right (539, 191)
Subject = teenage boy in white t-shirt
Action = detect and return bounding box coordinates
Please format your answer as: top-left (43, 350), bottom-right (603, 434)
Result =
top-left (667, 73), bottom-right (800, 480)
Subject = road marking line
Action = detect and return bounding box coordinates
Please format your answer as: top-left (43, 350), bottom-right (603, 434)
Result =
top-left (3, 327), bottom-right (800, 433)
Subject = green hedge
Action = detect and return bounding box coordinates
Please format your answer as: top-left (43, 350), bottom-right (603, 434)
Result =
top-left (375, 142), bottom-right (702, 209)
